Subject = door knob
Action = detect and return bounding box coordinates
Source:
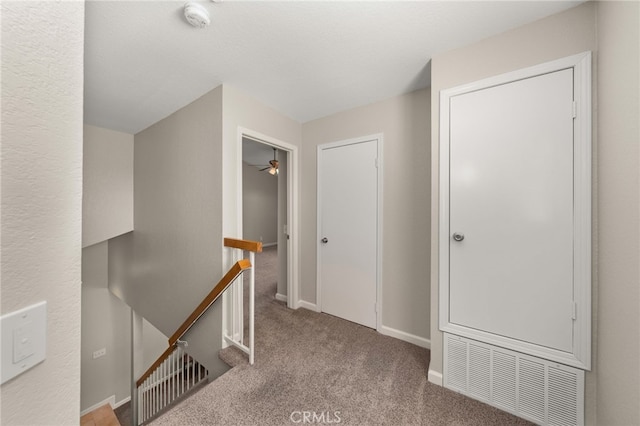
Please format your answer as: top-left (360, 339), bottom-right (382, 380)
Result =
top-left (321, 237), bottom-right (329, 244)
top-left (452, 232), bottom-right (465, 242)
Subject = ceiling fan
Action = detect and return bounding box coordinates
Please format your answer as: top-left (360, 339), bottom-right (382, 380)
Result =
top-left (259, 148), bottom-right (279, 175)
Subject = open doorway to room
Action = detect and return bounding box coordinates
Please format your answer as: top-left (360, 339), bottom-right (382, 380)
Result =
top-left (241, 137), bottom-right (288, 301)
top-left (221, 128), bottom-right (300, 359)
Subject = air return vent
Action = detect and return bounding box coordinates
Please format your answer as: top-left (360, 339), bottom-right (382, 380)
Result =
top-left (444, 334), bottom-right (584, 425)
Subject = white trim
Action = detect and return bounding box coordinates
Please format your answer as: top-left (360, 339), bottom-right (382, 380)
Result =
top-left (298, 300), bottom-right (320, 312)
top-left (438, 52), bottom-right (592, 370)
top-left (238, 127), bottom-right (300, 311)
top-left (316, 134), bottom-right (384, 330)
top-left (114, 396), bottom-right (131, 409)
top-left (379, 325), bottom-right (430, 349)
top-left (275, 293), bottom-right (287, 302)
top-left (81, 395), bottom-right (116, 416)
top-left (427, 369), bottom-right (443, 387)
top-left (224, 127), bottom-right (301, 343)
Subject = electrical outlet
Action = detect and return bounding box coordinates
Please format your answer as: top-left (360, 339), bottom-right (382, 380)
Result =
top-left (92, 348), bottom-right (106, 359)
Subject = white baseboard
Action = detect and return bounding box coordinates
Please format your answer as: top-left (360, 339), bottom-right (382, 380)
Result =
top-left (297, 300), bottom-right (319, 312)
top-left (275, 293), bottom-right (287, 302)
top-left (379, 325), bottom-right (431, 349)
top-left (262, 242), bottom-right (277, 248)
top-left (114, 396), bottom-right (131, 409)
top-left (428, 369), bottom-right (443, 386)
top-left (81, 395), bottom-right (116, 416)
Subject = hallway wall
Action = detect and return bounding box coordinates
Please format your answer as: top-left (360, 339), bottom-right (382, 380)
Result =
top-left (242, 161), bottom-right (278, 245)
top-left (83, 125), bottom-right (133, 248)
top-left (81, 242), bottom-right (131, 412)
top-left (301, 88), bottom-right (431, 344)
top-left (0, 2), bottom-right (85, 424)
top-left (109, 86), bottom-right (228, 377)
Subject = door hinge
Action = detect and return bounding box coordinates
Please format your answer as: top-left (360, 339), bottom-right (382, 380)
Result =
top-left (375, 158), bottom-right (379, 168)
top-left (572, 301), bottom-right (577, 320)
top-left (572, 101), bottom-right (577, 119)
top-left (374, 302), bottom-right (378, 313)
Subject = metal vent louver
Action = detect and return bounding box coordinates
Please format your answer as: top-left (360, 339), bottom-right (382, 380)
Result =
top-left (444, 333), bottom-right (584, 425)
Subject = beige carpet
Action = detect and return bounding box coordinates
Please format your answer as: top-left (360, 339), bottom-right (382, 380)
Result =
top-left (153, 246), bottom-right (530, 425)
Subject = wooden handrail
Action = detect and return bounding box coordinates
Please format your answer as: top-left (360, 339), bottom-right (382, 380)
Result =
top-left (168, 259), bottom-right (251, 345)
top-left (224, 237), bottom-right (263, 253)
top-left (136, 259), bottom-right (251, 388)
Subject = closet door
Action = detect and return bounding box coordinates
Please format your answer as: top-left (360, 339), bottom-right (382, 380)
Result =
top-left (448, 69), bottom-right (574, 352)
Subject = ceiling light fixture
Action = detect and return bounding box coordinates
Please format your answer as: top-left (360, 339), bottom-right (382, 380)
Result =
top-left (260, 148), bottom-right (279, 176)
top-left (184, 2), bottom-right (210, 29)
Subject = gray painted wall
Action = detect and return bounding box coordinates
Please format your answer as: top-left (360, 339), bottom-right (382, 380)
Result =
top-left (0, 2), bottom-right (84, 424)
top-left (301, 88), bottom-right (431, 342)
top-left (83, 125), bottom-right (133, 248)
top-left (221, 85), bottom-right (302, 266)
top-left (594, 2), bottom-right (639, 424)
top-left (81, 242), bottom-right (131, 411)
top-left (242, 161), bottom-right (278, 244)
top-left (109, 86), bottom-right (228, 378)
top-left (430, 2), bottom-right (640, 424)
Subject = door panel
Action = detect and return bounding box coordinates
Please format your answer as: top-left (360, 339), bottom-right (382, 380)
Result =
top-left (449, 69), bottom-right (574, 352)
top-left (319, 140), bottom-right (377, 328)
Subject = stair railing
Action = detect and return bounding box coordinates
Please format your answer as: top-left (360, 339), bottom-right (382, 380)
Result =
top-left (222, 238), bottom-right (262, 365)
top-left (134, 258), bottom-right (251, 424)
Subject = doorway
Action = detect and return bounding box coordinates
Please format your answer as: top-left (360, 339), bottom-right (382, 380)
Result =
top-left (438, 52), bottom-right (592, 369)
top-left (237, 128), bottom-right (299, 308)
top-left (241, 137), bottom-right (288, 300)
top-left (317, 135), bottom-right (383, 329)
top-left (223, 129), bottom-right (299, 348)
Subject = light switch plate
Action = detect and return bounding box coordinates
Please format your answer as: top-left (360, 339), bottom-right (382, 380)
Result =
top-left (1, 301), bottom-right (47, 384)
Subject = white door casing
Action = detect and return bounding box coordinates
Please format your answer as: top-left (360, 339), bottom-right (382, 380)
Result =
top-left (439, 52), bottom-right (592, 370)
top-left (317, 135), bottom-right (383, 329)
top-left (223, 128), bottom-right (300, 349)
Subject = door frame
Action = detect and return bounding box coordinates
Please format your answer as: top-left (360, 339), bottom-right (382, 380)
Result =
top-left (227, 127), bottom-right (299, 314)
top-left (438, 52), bottom-right (592, 369)
top-left (316, 134), bottom-right (384, 331)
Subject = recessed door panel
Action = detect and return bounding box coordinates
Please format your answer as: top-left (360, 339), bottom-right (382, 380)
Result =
top-left (449, 69), bottom-right (574, 352)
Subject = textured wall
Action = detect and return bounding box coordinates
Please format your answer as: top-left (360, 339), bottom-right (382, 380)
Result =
top-left (81, 242), bottom-right (131, 411)
top-left (83, 125), bottom-right (134, 248)
top-left (301, 88), bottom-right (431, 342)
top-left (0, 1), bottom-right (84, 424)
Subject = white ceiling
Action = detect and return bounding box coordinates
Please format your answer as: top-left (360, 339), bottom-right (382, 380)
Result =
top-left (84, 0), bottom-right (583, 134)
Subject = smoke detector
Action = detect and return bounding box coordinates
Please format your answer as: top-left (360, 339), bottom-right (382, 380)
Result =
top-left (184, 2), bottom-right (210, 28)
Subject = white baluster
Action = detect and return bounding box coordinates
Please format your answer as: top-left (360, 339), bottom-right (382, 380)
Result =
top-left (249, 250), bottom-right (255, 365)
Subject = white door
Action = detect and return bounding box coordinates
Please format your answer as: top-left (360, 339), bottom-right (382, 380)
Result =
top-left (449, 69), bottom-right (575, 352)
top-left (318, 139), bottom-right (378, 328)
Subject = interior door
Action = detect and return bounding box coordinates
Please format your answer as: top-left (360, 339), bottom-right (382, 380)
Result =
top-left (319, 139), bottom-right (377, 328)
top-left (448, 69), bottom-right (575, 352)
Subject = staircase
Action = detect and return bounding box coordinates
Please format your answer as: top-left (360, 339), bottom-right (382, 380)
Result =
top-left (111, 238), bottom-right (262, 425)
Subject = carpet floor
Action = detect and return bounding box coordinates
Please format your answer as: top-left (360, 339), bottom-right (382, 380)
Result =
top-left (152, 246), bottom-right (531, 425)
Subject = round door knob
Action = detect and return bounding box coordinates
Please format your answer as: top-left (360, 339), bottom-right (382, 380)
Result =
top-left (321, 237), bottom-right (329, 244)
top-left (452, 232), bottom-right (465, 242)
